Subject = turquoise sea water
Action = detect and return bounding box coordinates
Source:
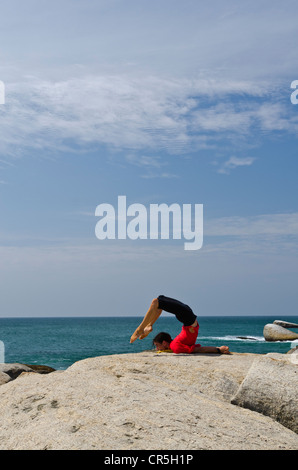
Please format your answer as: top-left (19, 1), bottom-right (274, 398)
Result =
top-left (0, 315), bottom-right (297, 370)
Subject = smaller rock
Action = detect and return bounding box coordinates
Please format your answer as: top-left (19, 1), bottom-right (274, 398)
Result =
top-left (0, 371), bottom-right (11, 387)
top-left (0, 363), bottom-right (56, 386)
top-left (263, 324), bottom-right (298, 342)
top-left (237, 336), bottom-right (258, 341)
top-left (22, 364), bottom-right (56, 374)
top-left (0, 363), bottom-right (35, 381)
top-left (273, 320), bottom-right (298, 329)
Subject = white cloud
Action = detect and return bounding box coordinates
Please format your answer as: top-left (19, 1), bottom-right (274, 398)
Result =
top-left (218, 156), bottom-right (256, 174)
top-left (1, 211), bottom-right (298, 274)
top-left (0, 211), bottom-right (297, 316)
top-left (1, 1), bottom-right (297, 82)
top-left (125, 154), bottom-right (165, 169)
top-left (205, 212), bottom-right (298, 237)
top-left (256, 103), bottom-right (298, 131)
top-left (0, 74), bottom-right (295, 164)
top-left (125, 154), bottom-right (179, 178)
top-left (2, 211), bottom-right (298, 252)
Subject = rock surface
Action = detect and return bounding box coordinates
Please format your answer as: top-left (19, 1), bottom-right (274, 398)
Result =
top-left (273, 320), bottom-right (298, 329)
top-left (287, 345), bottom-right (298, 357)
top-left (0, 363), bottom-right (36, 386)
top-left (263, 323), bottom-right (298, 341)
top-left (231, 353), bottom-right (298, 433)
top-left (0, 363), bottom-right (55, 386)
top-left (0, 352), bottom-right (297, 450)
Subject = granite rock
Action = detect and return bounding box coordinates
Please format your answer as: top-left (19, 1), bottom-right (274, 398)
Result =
top-left (0, 363), bottom-right (36, 385)
top-left (0, 363), bottom-right (55, 386)
top-left (263, 323), bottom-right (298, 341)
top-left (273, 320), bottom-right (298, 329)
top-left (0, 352), bottom-right (297, 450)
top-left (231, 353), bottom-right (298, 433)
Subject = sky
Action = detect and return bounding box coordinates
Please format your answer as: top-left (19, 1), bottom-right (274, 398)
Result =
top-left (0, 0), bottom-right (297, 317)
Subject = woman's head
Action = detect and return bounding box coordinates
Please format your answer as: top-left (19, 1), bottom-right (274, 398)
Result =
top-left (153, 332), bottom-right (172, 351)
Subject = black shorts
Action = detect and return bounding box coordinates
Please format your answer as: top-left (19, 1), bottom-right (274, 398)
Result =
top-left (157, 295), bottom-right (197, 326)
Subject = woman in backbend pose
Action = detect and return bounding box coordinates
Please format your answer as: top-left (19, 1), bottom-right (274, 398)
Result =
top-left (130, 295), bottom-right (230, 355)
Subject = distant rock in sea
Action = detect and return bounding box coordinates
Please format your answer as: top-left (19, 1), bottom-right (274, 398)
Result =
top-left (263, 323), bottom-right (298, 342)
top-left (273, 320), bottom-right (298, 329)
top-left (236, 336), bottom-right (259, 341)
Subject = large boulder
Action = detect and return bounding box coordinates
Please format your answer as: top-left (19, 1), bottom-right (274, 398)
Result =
top-left (231, 353), bottom-right (298, 433)
top-left (263, 323), bottom-right (298, 341)
top-left (0, 352), bottom-right (297, 450)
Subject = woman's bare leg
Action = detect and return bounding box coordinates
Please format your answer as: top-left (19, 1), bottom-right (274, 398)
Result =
top-left (130, 298), bottom-right (162, 343)
top-left (193, 345), bottom-right (230, 354)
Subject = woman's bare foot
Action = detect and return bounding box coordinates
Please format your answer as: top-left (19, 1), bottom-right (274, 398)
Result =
top-left (219, 345), bottom-right (231, 354)
top-left (130, 328), bottom-right (143, 343)
top-left (139, 325), bottom-right (152, 339)
top-left (130, 299), bottom-right (162, 344)
top-left (130, 325), bottom-right (152, 343)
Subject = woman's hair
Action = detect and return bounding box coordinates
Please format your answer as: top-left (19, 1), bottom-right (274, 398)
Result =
top-left (152, 332), bottom-right (172, 345)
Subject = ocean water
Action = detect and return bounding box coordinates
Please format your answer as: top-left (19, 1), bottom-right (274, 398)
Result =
top-left (0, 315), bottom-right (297, 370)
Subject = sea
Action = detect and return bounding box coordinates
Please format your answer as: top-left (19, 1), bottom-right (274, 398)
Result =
top-left (0, 315), bottom-right (297, 370)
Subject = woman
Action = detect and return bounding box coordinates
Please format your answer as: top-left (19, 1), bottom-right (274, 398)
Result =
top-left (130, 295), bottom-right (230, 354)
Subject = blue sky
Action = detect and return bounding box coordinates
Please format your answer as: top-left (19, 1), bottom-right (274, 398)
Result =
top-left (0, 0), bottom-right (297, 317)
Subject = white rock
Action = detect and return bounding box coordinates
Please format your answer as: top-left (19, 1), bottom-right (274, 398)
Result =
top-left (0, 363), bottom-right (35, 384)
top-left (0, 352), bottom-right (297, 450)
top-left (0, 371), bottom-right (10, 386)
top-left (263, 323), bottom-right (298, 341)
top-left (231, 353), bottom-right (298, 433)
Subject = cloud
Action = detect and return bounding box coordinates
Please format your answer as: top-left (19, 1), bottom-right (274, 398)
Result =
top-left (2, 210), bottom-right (298, 252)
top-left (0, 210), bottom-right (297, 316)
top-left (1, 1), bottom-right (297, 82)
top-left (125, 154), bottom-right (179, 179)
top-left (1, 211), bottom-right (298, 270)
top-left (217, 156), bottom-right (256, 174)
top-left (1, 73), bottom-right (295, 166)
top-left (205, 212), bottom-right (298, 237)
top-left (125, 154), bottom-right (165, 169)
top-left (189, 212), bottom-right (298, 258)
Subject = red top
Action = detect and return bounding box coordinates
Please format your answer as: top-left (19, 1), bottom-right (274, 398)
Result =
top-left (170, 324), bottom-right (200, 354)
